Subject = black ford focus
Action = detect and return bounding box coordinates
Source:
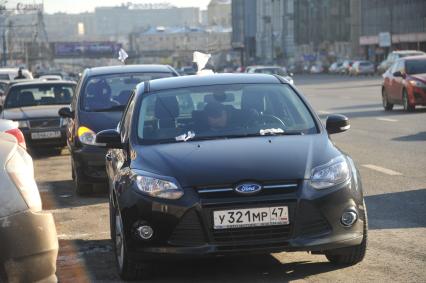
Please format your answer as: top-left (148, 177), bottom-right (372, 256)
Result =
top-left (96, 74), bottom-right (367, 280)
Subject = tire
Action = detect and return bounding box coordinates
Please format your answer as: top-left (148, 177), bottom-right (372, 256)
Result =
top-left (402, 90), bottom-right (415, 112)
top-left (325, 201), bottom-right (368, 265)
top-left (72, 160), bottom-right (93, 196)
top-left (111, 201), bottom-right (149, 281)
top-left (382, 88), bottom-right (393, 111)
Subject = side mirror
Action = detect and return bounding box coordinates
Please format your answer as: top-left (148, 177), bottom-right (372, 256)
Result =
top-left (326, 114), bottom-right (350, 134)
top-left (58, 107), bottom-right (74, 118)
top-left (96, 129), bottom-right (122, 149)
top-left (392, 71), bottom-right (403, 77)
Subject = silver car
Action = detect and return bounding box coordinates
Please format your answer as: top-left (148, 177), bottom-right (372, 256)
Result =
top-left (0, 133), bottom-right (58, 282)
top-left (350, 61), bottom-right (375, 76)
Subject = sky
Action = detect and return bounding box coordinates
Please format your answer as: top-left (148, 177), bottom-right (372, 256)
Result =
top-left (6, 0), bottom-right (211, 14)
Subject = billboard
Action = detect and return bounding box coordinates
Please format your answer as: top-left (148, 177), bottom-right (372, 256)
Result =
top-left (53, 42), bottom-right (122, 58)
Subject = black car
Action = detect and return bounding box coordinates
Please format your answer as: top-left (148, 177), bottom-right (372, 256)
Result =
top-left (58, 65), bottom-right (179, 195)
top-left (96, 74), bottom-right (367, 280)
top-left (0, 80), bottom-right (76, 148)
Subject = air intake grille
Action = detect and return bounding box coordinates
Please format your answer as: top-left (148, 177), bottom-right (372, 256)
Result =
top-left (168, 210), bottom-right (206, 246)
top-left (29, 118), bottom-right (60, 129)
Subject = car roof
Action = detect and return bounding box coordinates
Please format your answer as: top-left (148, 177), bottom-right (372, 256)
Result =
top-left (7, 80), bottom-right (76, 88)
top-left (147, 74), bottom-right (281, 92)
top-left (402, 55), bottom-right (426, 61)
top-left (393, 50), bottom-right (425, 54)
top-left (85, 64), bottom-right (176, 77)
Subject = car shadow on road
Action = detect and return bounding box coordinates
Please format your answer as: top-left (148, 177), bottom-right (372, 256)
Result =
top-left (365, 188), bottom-right (426, 230)
top-left (56, 239), bottom-right (344, 283)
top-left (29, 147), bottom-right (68, 160)
top-left (392, 131), bottom-right (426, 142)
top-left (39, 180), bottom-right (108, 210)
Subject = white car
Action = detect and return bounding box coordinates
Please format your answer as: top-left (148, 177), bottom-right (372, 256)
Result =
top-left (245, 66), bottom-right (294, 85)
top-left (0, 119), bottom-right (26, 149)
top-left (0, 133), bottom-right (58, 282)
top-left (0, 68), bottom-right (33, 81)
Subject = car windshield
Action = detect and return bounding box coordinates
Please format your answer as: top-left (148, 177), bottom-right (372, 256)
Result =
top-left (138, 83), bottom-right (318, 144)
top-left (81, 72), bottom-right (174, 112)
top-left (405, 59), bottom-right (426, 75)
top-left (4, 84), bottom-right (74, 109)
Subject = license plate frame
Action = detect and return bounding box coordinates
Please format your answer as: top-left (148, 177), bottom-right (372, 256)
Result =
top-left (213, 206), bottom-right (289, 230)
top-left (31, 131), bottom-right (61, 140)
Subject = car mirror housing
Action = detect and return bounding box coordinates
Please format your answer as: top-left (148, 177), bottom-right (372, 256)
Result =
top-left (392, 71), bottom-right (403, 77)
top-left (326, 114), bottom-right (350, 134)
top-left (96, 129), bottom-right (122, 149)
top-left (58, 107), bottom-right (74, 118)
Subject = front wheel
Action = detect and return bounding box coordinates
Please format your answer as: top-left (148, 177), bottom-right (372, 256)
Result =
top-left (402, 90), bottom-right (415, 112)
top-left (325, 202), bottom-right (368, 265)
top-left (111, 202), bottom-right (149, 281)
top-left (73, 163), bottom-right (93, 196)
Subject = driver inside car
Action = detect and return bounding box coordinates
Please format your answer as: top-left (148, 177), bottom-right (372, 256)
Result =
top-left (204, 102), bottom-right (229, 131)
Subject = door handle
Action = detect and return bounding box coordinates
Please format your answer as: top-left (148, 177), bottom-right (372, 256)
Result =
top-left (106, 153), bottom-right (112, 161)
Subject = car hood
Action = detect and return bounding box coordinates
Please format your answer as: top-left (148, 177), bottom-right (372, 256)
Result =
top-left (1, 105), bottom-right (65, 120)
top-left (131, 135), bottom-right (342, 188)
top-left (410, 74), bottom-right (426, 84)
top-left (78, 110), bottom-right (123, 133)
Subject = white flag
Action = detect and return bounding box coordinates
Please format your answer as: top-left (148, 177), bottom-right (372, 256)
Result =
top-left (193, 51), bottom-right (211, 72)
top-left (118, 48), bottom-right (129, 63)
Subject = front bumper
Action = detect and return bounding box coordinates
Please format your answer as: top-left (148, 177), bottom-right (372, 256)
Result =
top-left (0, 210), bottom-right (58, 282)
top-left (117, 180), bottom-right (365, 260)
top-left (408, 85), bottom-right (426, 106)
top-left (21, 127), bottom-right (67, 148)
top-left (72, 144), bottom-right (107, 182)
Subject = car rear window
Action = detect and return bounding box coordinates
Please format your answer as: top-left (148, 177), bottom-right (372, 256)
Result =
top-left (81, 72), bottom-right (175, 112)
top-left (137, 83), bottom-right (318, 144)
top-left (4, 84), bottom-right (75, 109)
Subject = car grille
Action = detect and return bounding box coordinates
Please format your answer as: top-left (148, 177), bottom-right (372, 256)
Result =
top-left (296, 201), bottom-right (331, 237)
top-left (196, 181), bottom-right (299, 199)
top-left (168, 210), bottom-right (206, 247)
top-left (212, 225), bottom-right (292, 243)
top-left (29, 118), bottom-right (60, 129)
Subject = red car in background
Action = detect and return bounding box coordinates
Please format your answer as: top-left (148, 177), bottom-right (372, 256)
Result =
top-left (382, 55), bottom-right (426, 112)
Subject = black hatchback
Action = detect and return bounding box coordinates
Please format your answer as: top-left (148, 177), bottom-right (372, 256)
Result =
top-left (59, 65), bottom-right (179, 195)
top-left (96, 74), bottom-right (367, 280)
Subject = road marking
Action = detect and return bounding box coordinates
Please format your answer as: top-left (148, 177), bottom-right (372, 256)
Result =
top-left (376, 117), bottom-right (398, 122)
top-left (362, 164), bottom-right (402, 176)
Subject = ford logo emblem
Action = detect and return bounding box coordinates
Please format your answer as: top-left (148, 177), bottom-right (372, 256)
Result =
top-left (235, 183), bottom-right (262, 194)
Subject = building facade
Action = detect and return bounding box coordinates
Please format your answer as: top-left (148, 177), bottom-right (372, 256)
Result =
top-left (129, 26), bottom-right (232, 67)
top-left (358, 0), bottom-right (426, 63)
top-left (255, 0), bottom-right (295, 64)
top-left (207, 0), bottom-right (232, 27)
top-left (231, 0), bottom-right (257, 65)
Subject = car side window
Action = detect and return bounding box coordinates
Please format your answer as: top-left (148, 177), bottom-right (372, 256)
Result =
top-left (121, 92), bottom-right (136, 142)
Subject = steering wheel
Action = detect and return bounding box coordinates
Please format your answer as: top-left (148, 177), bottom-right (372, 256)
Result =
top-left (260, 114), bottom-right (286, 127)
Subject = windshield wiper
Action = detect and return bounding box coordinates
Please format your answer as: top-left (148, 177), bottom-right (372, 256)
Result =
top-left (91, 105), bottom-right (126, 112)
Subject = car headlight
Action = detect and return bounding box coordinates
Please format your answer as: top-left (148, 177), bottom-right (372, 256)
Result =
top-left (132, 171), bottom-right (184, 200)
top-left (78, 126), bottom-right (97, 145)
top-left (310, 155), bottom-right (350, 190)
top-left (409, 80), bottom-right (426, 88)
top-left (16, 120), bottom-right (29, 128)
top-left (6, 146), bottom-right (42, 211)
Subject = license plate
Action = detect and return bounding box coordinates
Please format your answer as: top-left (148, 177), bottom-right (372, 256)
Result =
top-left (213, 206), bottom-right (289, 230)
top-left (31, 131), bottom-right (61, 140)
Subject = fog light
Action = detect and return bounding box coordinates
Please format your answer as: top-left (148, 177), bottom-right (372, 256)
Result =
top-left (137, 225), bottom-right (154, 240)
top-left (341, 211), bottom-right (358, 227)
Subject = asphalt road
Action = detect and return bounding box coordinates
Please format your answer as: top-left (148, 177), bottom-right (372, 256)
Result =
top-left (34, 74), bottom-right (426, 282)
